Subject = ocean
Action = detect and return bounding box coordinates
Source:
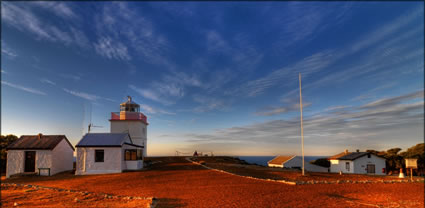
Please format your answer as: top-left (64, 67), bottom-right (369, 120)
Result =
top-left (237, 156), bottom-right (327, 166)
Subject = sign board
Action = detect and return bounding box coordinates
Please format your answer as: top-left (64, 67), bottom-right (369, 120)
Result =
top-left (405, 158), bottom-right (418, 169)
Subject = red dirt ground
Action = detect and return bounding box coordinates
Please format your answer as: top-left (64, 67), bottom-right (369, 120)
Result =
top-left (1, 185), bottom-right (151, 207)
top-left (2, 157), bottom-right (424, 208)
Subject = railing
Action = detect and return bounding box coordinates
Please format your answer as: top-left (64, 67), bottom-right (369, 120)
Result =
top-left (110, 112), bottom-right (148, 124)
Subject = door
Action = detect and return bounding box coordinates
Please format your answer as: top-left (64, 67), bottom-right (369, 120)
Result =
top-left (25, 151), bottom-right (36, 172)
top-left (366, 164), bottom-right (375, 174)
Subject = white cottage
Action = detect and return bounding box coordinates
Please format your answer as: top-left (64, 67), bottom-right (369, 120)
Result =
top-left (6, 134), bottom-right (74, 178)
top-left (328, 150), bottom-right (386, 175)
top-left (268, 155), bottom-right (329, 172)
top-left (75, 133), bottom-right (143, 175)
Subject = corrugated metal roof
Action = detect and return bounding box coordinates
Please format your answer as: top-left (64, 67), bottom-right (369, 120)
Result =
top-left (7, 135), bottom-right (74, 151)
top-left (268, 155), bottom-right (296, 165)
top-left (76, 133), bottom-right (130, 147)
top-left (328, 152), bottom-right (370, 161)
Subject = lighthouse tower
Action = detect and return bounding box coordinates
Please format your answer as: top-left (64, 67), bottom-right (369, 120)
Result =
top-left (110, 96), bottom-right (148, 156)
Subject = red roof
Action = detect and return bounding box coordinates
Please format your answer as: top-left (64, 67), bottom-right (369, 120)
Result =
top-left (268, 155), bottom-right (296, 165)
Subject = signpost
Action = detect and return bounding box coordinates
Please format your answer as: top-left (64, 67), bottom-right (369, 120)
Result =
top-left (405, 158), bottom-right (418, 181)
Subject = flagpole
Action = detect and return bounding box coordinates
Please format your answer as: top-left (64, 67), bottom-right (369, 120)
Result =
top-left (299, 73), bottom-right (305, 176)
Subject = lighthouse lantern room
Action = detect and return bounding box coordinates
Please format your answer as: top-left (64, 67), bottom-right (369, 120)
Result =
top-left (110, 96), bottom-right (148, 156)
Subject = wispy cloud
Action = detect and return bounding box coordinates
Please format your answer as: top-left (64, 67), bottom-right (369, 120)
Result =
top-left (1, 2), bottom-right (89, 49)
top-left (169, 90), bottom-right (424, 155)
top-left (256, 102), bottom-right (312, 116)
top-left (270, 2), bottom-right (353, 51)
top-left (129, 85), bottom-right (172, 106)
top-left (40, 78), bottom-right (56, 86)
top-left (1, 70), bottom-right (7, 74)
top-left (206, 30), bottom-right (263, 70)
top-left (2, 81), bottom-right (47, 95)
top-left (277, 7), bottom-right (424, 95)
top-left (63, 88), bottom-right (114, 102)
top-left (30, 2), bottom-right (78, 20)
top-left (191, 94), bottom-right (229, 113)
top-left (361, 90), bottom-right (423, 109)
top-left (63, 88), bottom-right (99, 101)
top-left (130, 72), bottom-right (202, 105)
top-left (93, 37), bottom-right (131, 61)
top-left (226, 50), bottom-right (336, 97)
top-left (350, 6), bottom-right (423, 53)
top-left (93, 2), bottom-right (169, 64)
top-left (324, 105), bottom-right (351, 112)
top-left (1, 43), bottom-right (18, 59)
top-left (139, 104), bottom-right (175, 115)
top-left (60, 73), bottom-right (81, 81)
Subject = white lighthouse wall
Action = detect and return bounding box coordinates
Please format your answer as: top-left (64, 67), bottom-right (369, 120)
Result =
top-left (51, 139), bottom-right (74, 175)
top-left (75, 147), bottom-right (122, 175)
top-left (110, 121), bottom-right (147, 156)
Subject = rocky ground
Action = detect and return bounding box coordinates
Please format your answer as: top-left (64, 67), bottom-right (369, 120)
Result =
top-left (2, 156), bottom-right (424, 207)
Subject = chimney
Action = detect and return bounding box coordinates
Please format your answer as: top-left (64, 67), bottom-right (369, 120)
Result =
top-left (38, 133), bottom-right (43, 139)
top-left (356, 149), bottom-right (360, 153)
top-left (344, 149), bottom-right (348, 154)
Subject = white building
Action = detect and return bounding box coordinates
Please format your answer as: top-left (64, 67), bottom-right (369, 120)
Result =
top-left (268, 155), bottom-right (329, 172)
top-left (328, 150), bottom-right (386, 175)
top-left (110, 96), bottom-right (148, 157)
top-left (75, 133), bottom-right (143, 175)
top-left (6, 134), bottom-right (74, 178)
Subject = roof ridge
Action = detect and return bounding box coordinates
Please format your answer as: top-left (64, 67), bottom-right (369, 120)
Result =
top-left (21, 135), bottom-right (66, 136)
top-left (85, 133), bottom-right (128, 134)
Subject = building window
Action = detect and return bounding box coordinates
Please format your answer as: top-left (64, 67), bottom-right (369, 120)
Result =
top-left (367, 153), bottom-right (371, 158)
top-left (95, 150), bottom-right (104, 162)
top-left (345, 162), bottom-right (350, 171)
top-left (125, 149), bottom-right (143, 160)
top-left (137, 149), bottom-right (143, 160)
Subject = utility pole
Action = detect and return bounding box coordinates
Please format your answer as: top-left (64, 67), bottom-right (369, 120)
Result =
top-left (299, 73), bottom-right (305, 176)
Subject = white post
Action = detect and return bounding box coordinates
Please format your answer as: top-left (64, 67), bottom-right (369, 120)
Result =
top-left (299, 73), bottom-right (305, 176)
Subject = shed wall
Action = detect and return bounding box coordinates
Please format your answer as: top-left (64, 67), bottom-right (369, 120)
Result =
top-left (36, 150), bottom-right (52, 176)
top-left (6, 150), bottom-right (24, 178)
top-left (51, 139), bottom-right (74, 175)
top-left (75, 147), bottom-right (122, 175)
top-left (353, 154), bottom-right (386, 175)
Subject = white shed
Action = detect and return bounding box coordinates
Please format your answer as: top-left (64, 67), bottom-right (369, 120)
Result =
top-left (328, 150), bottom-right (386, 175)
top-left (268, 155), bottom-right (329, 172)
top-left (75, 133), bottom-right (144, 175)
top-left (6, 134), bottom-right (75, 178)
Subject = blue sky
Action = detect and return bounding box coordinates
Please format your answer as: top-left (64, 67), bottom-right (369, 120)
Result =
top-left (1, 2), bottom-right (423, 156)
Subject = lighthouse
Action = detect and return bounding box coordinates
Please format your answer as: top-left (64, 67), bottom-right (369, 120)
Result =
top-left (110, 96), bottom-right (148, 156)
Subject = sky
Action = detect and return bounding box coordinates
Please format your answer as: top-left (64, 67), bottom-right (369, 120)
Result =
top-left (1, 2), bottom-right (424, 156)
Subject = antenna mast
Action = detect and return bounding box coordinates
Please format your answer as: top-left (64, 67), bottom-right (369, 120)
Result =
top-left (299, 73), bottom-right (305, 176)
top-left (87, 103), bottom-right (103, 133)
